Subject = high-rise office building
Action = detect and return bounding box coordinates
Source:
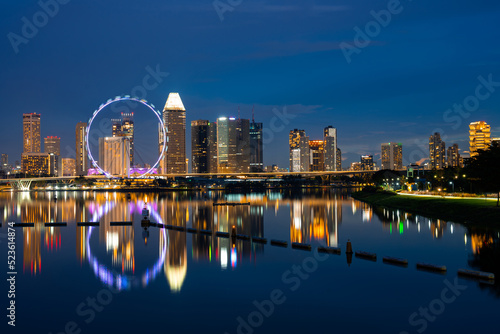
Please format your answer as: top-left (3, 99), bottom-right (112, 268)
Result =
top-left (361, 155), bottom-right (374, 171)
top-left (289, 129), bottom-right (310, 172)
top-left (44, 136), bottom-right (61, 176)
top-left (22, 113), bottom-right (42, 174)
top-left (429, 132), bottom-right (446, 169)
top-left (469, 121), bottom-right (491, 157)
top-left (112, 113), bottom-right (135, 165)
top-left (44, 136), bottom-right (60, 155)
top-left (21, 153), bottom-right (51, 175)
top-left (62, 158), bottom-right (76, 176)
top-left (236, 118), bottom-right (250, 173)
top-left (381, 143), bottom-right (403, 170)
top-left (75, 122), bottom-right (88, 176)
top-left (447, 144), bottom-right (461, 168)
top-left (98, 137), bottom-right (130, 177)
top-left (191, 120), bottom-right (209, 173)
top-left (249, 116), bottom-right (263, 172)
top-left (208, 121), bottom-right (218, 173)
top-left (160, 93), bottom-right (186, 174)
top-left (324, 126), bottom-right (338, 171)
top-left (336, 148), bottom-right (342, 171)
top-left (216, 117), bottom-right (250, 173)
top-left (23, 113), bottom-right (41, 153)
top-left (492, 138), bottom-right (500, 147)
top-left (309, 140), bottom-right (325, 171)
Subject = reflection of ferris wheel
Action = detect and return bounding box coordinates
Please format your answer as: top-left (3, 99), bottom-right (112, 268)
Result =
top-left (85, 201), bottom-right (168, 290)
top-left (86, 96), bottom-right (167, 178)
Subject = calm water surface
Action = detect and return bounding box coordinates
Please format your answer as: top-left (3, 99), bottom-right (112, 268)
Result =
top-left (1, 189), bottom-right (499, 334)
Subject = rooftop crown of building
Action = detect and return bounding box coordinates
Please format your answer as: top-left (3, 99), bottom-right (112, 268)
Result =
top-left (164, 93), bottom-right (185, 111)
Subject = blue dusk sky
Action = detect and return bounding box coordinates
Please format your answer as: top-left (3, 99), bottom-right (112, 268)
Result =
top-left (1, 0), bottom-right (500, 169)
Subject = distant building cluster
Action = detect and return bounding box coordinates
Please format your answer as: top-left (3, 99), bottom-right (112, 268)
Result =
top-left (191, 109), bottom-right (263, 174)
top-left (288, 126), bottom-right (341, 172)
top-left (3, 97), bottom-right (498, 178)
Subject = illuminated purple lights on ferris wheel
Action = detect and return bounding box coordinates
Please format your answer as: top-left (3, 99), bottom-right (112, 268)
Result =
top-left (85, 96), bottom-right (167, 178)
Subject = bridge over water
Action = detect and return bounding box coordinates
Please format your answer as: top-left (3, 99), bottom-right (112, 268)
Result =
top-left (0, 170), bottom-right (380, 190)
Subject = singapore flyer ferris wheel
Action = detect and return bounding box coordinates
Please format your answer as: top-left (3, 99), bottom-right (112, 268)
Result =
top-left (85, 96), bottom-right (167, 178)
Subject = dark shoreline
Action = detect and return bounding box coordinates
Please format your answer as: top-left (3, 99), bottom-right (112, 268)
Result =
top-left (352, 190), bottom-right (500, 229)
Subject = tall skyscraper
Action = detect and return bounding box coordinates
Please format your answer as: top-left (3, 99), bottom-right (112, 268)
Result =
top-left (447, 144), bottom-right (461, 168)
top-left (381, 143), bottom-right (403, 170)
top-left (309, 140), bottom-right (325, 171)
top-left (75, 122), bottom-right (88, 176)
top-left (324, 126), bottom-right (338, 171)
top-left (236, 118), bottom-right (250, 173)
top-left (111, 113), bottom-right (134, 165)
top-left (208, 121), bottom-right (218, 173)
top-left (469, 121), bottom-right (491, 157)
top-left (361, 155), bottom-right (374, 170)
top-left (23, 113), bottom-right (41, 153)
top-left (44, 136), bottom-right (61, 155)
top-left (249, 110), bottom-right (263, 172)
top-left (161, 93), bottom-right (186, 174)
top-left (216, 117), bottom-right (250, 173)
top-left (98, 137), bottom-right (130, 177)
top-left (44, 136), bottom-right (61, 176)
top-left (429, 132), bottom-right (446, 169)
top-left (289, 129), bottom-right (309, 172)
top-left (191, 120), bottom-right (209, 173)
top-left (336, 148), bottom-right (342, 171)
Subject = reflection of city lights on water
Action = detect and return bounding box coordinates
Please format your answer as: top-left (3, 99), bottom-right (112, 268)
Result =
top-left (86, 201), bottom-right (168, 291)
top-left (221, 247), bottom-right (228, 270)
top-left (231, 247), bottom-right (237, 268)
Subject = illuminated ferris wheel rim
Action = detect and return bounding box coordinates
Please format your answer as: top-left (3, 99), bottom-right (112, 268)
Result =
top-left (86, 96), bottom-right (167, 178)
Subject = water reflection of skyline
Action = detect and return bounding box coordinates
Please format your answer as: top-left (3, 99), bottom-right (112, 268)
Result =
top-left (1, 191), bottom-right (498, 293)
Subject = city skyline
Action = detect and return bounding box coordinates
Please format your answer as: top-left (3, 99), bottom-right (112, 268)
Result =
top-left (3, 107), bottom-right (498, 176)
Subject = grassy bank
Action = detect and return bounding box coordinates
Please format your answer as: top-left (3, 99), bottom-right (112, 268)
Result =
top-left (352, 190), bottom-right (500, 227)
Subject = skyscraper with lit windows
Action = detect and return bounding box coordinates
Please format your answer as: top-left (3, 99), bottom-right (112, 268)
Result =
top-left (75, 122), bottom-right (88, 176)
top-left (381, 143), bottom-right (403, 170)
top-left (112, 113), bottom-right (135, 166)
top-left (429, 132), bottom-right (446, 169)
top-left (44, 136), bottom-right (61, 176)
top-left (249, 120), bottom-right (263, 172)
top-left (361, 155), bottom-right (374, 170)
top-left (191, 120), bottom-right (209, 173)
top-left (23, 113), bottom-right (41, 153)
top-left (324, 126), bottom-right (337, 171)
top-left (160, 93), bottom-right (186, 174)
top-left (447, 144), bottom-right (461, 168)
top-left (289, 129), bottom-right (309, 172)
